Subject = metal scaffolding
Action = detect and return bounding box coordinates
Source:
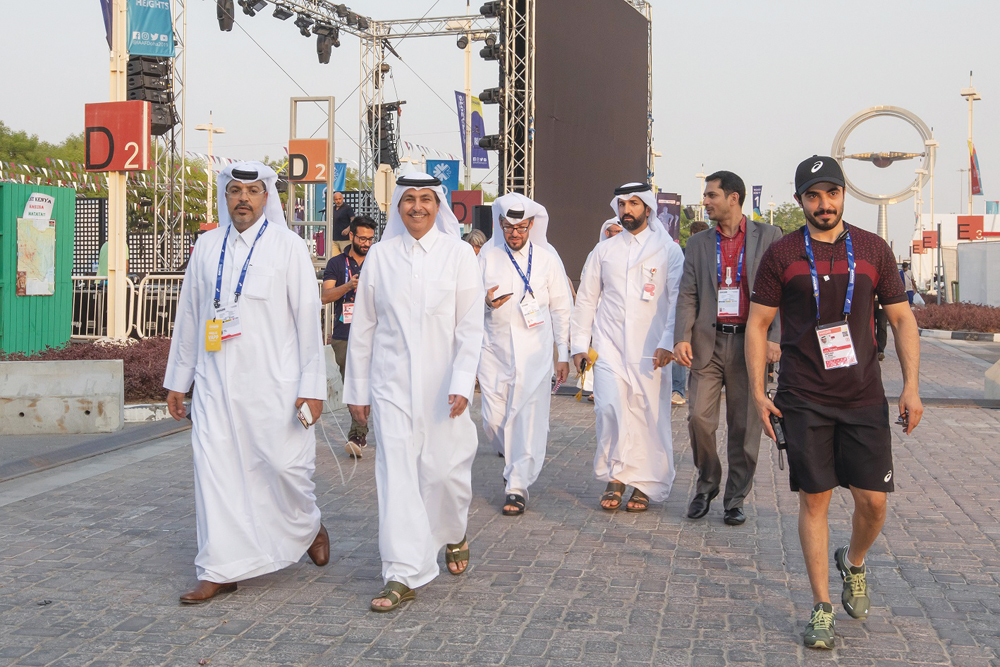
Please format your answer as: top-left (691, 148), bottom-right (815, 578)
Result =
top-left (153, 0), bottom-right (187, 271)
top-left (497, 0), bottom-right (535, 197)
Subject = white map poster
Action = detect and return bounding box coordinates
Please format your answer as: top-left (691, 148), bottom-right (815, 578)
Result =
top-left (16, 217), bottom-right (56, 296)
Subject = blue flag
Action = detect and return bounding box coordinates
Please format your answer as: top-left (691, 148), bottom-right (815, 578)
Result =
top-left (127, 0), bottom-right (175, 57)
top-left (988, 201), bottom-right (999, 215)
top-left (455, 92), bottom-right (490, 170)
top-left (426, 160), bottom-right (460, 206)
top-left (752, 185), bottom-right (763, 220)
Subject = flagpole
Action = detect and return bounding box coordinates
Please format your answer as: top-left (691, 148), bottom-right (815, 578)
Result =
top-left (961, 72), bottom-right (981, 215)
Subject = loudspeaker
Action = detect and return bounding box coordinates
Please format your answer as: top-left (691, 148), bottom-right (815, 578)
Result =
top-left (473, 205), bottom-right (493, 239)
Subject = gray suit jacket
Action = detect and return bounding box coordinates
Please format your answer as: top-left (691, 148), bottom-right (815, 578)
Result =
top-left (674, 220), bottom-right (783, 371)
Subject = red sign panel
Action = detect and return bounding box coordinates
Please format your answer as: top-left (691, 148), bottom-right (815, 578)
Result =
top-left (451, 189), bottom-right (484, 226)
top-left (84, 101), bottom-right (151, 172)
top-left (912, 239), bottom-right (924, 255)
top-left (957, 215), bottom-right (984, 241)
top-left (288, 139), bottom-right (331, 183)
top-left (921, 231), bottom-right (938, 250)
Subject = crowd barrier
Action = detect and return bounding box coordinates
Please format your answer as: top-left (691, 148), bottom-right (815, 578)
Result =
top-left (71, 276), bottom-right (334, 342)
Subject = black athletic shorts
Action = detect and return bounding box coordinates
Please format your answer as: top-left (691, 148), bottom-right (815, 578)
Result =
top-left (773, 391), bottom-right (894, 494)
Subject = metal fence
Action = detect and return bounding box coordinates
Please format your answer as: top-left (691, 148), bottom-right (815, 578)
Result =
top-left (72, 276), bottom-right (333, 342)
top-left (71, 276), bottom-right (136, 339)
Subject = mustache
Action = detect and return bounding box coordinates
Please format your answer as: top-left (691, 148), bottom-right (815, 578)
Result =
top-left (814, 209), bottom-right (837, 216)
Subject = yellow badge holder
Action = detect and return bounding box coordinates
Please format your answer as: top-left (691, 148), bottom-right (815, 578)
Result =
top-left (205, 318), bottom-right (222, 352)
top-left (574, 347), bottom-right (599, 401)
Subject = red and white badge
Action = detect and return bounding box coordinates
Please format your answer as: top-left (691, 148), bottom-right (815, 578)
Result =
top-left (815, 321), bottom-right (857, 370)
top-left (641, 265), bottom-right (657, 302)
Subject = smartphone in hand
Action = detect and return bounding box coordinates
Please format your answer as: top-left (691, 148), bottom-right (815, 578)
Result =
top-left (492, 292), bottom-right (513, 305)
top-left (297, 403), bottom-right (314, 429)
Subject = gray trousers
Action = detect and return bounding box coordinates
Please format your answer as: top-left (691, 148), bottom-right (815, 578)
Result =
top-left (686, 331), bottom-right (762, 510)
top-left (331, 338), bottom-right (368, 440)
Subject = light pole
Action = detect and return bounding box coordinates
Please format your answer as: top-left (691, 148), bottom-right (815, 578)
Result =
top-left (195, 113), bottom-right (226, 229)
top-left (914, 167), bottom-right (927, 284)
top-left (960, 72), bottom-right (981, 214)
top-left (768, 201), bottom-right (776, 226)
top-left (695, 168), bottom-right (707, 221)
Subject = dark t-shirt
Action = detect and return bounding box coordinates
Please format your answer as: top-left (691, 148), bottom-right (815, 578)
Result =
top-left (322, 252), bottom-right (363, 341)
top-left (750, 223), bottom-right (906, 408)
top-left (331, 203), bottom-right (354, 241)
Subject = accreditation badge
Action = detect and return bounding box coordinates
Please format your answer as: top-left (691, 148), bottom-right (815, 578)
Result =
top-left (341, 302), bottom-right (354, 324)
top-left (718, 287), bottom-right (740, 317)
top-left (519, 294), bottom-right (545, 328)
top-left (815, 320), bottom-right (858, 370)
top-left (640, 265), bottom-right (656, 301)
top-left (216, 304), bottom-right (242, 341)
top-left (205, 319), bottom-right (222, 352)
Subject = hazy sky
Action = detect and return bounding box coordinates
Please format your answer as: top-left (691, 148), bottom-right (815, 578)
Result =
top-left (1, 0), bottom-right (996, 255)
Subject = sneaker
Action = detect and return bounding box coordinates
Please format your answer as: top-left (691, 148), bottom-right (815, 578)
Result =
top-left (803, 602), bottom-right (836, 649)
top-left (835, 545), bottom-right (870, 619)
top-left (345, 434), bottom-right (367, 459)
top-left (671, 391), bottom-right (686, 406)
top-left (878, 352), bottom-right (885, 361)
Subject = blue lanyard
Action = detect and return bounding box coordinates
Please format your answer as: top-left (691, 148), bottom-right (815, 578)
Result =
top-left (716, 229), bottom-right (745, 286)
top-left (504, 241), bottom-right (534, 298)
top-left (343, 257), bottom-right (356, 302)
top-left (214, 220), bottom-right (269, 309)
top-left (803, 225), bottom-right (855, 322)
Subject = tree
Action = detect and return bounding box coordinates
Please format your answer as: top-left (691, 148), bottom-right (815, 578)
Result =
top-left (768, 202), bottom-right (806, 235)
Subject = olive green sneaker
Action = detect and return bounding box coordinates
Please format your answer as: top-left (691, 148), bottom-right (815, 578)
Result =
top-left (835, 545), bottom-right (870, 619)
top-left (803, 602), bottom-right (836, 649)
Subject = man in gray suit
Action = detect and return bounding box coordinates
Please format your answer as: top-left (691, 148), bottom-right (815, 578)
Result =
top-left (674, 171), bottom-right (782, 525)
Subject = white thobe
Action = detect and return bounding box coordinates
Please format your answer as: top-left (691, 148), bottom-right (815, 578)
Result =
top-left (570, 227), bottom-right (685, 501)
top-left (478, 242), bottom-right (572, 496)
top-left (344, 226), bottom-right (485, 589)
top-left (164, 216), bottom-right (326, 583)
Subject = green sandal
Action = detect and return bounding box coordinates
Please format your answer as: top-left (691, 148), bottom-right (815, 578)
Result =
top-left (600, 481), bottom-right (626, 510)
top-left (625, 488), bottom-right (650, 513)
top-left (370, 581), bottom-right (415, 613)
top-left (445, 536), bottom-right (470, 575)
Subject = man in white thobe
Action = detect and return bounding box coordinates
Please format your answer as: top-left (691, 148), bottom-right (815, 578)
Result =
top-left (345, 173), bottom-right (485, 612)
top-left (164, 161), bottom-right (329, 604)
top-left (479, 193), bottom-right (572, 516)
top-left (571, 182), bottom-right (685, 512)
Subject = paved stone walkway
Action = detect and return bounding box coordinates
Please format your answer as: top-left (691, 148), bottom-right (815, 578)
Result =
top-left (2, 351), bottom-right (999, 666)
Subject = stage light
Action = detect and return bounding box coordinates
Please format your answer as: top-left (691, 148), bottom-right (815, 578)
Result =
top-left (480, 1), bottom-right (501, 18)
top-left (356, 15), bottom-right (369, 30)
top-left (272, 6), bottom-right (293, 20)
top-left (479, 87), bottom-right (501, 104)
top-left (317, 35), bottom-right (333, 64)
top-left (345, 11), bottom-right (358, 27)
top-left (335, 4), bottom-right (349, 18)
top-left (238, 0), bottom-right (266, 17)
top-left (456, 35), bottom-right (469, 49)
top-left (312, 22), bottom-right (334, 36)
top-left (480, 43), bottom-right (501, 60)
top-left (331, 26), bottom-right (341, 48)
top-left (217, 0), bottom-right (234, 31)
top-left (485, 33), bottom-right (497, 46)
top-left (295, 14), bottom-right (314, 37)
top-left (479, 134), bottom-right (502, 151)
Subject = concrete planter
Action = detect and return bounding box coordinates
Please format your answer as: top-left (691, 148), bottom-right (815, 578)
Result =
top-left (0, 360), bottom-right (124, 434)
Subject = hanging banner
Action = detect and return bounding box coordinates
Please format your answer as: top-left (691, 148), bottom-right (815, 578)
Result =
top-left (127, 0), bottom-right (175, 57)
top-left (969, 141), bottom-right (983, 196)
top-left (426, 159), bottom-right (460, 206)
top-left (100, 0), bottom-right (113, 49)
top-left (752, 185), bottom-right (763, 220)
top-left (455, 91), bottom-right (490, 170)
top-left (656, 192), bottom-right (681, 241)
top-left (987, 201), bottom-right (999, 215)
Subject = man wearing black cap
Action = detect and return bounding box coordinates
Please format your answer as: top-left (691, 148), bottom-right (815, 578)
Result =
top-left (746, 156), bottom-right (923, 649)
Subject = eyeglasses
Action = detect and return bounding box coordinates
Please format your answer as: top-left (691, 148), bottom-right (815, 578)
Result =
top-left (225, 186), bottom-right (266, 198)
top-left (501, 223), bottom-right (530, 235)
top-left (353, 235), bottom-right (375, 245)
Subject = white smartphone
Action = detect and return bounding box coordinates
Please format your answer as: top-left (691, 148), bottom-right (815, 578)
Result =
top-left (297, 403), bottom-right (314, 429)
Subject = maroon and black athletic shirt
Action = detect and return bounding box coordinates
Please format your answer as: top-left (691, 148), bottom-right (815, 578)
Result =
top-left (750, 223), bottom-right (906, 408)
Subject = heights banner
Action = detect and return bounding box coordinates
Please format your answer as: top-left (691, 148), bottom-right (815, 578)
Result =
top-left (127, 0), bottom-right (175, 57)
top-left (455, 92), bottom-right (490, 170)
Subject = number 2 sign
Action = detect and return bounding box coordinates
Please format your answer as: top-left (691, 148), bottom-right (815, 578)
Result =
top-left (84, 101), bottom-right (151, 172)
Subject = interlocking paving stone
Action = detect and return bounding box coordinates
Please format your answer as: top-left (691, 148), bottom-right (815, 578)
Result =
top-left (1, 338), bottom-right (999, 665)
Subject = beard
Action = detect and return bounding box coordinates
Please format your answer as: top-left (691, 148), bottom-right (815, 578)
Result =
top-left (352, 240), bottom-right (369, 255)
top-left (804, 206), bottom-right (843, 231)
top-left (620, 211), bottom-right (646, 231)
top-left (506, 235), bottom-right (528, 251)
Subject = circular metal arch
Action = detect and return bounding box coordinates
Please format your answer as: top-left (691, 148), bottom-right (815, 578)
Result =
top-left (831, 106), bottom-right (934, 205)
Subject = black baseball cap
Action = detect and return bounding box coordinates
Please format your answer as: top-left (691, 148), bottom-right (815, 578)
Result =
top-left (794, 155), bottom-right (845, 197)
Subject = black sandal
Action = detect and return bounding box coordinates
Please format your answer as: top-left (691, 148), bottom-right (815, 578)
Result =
top-left (502, 493), bottom-right (526, 516)
top-left (625, 488), bottom-right (650, 513)
top-left (600, 481), bottom-right (626, 510)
